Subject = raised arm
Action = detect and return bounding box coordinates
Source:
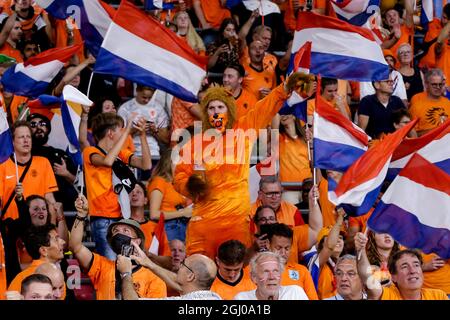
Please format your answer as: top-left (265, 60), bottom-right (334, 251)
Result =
top-left (355, 231), bottom-right (382, 300)
top-left (53, 55), bottom-right (96, 96)
top-left (69, 195), bottom-right (93, 270)
top-left (318, 209), bottom-right (345, 268)
top-left (149, 189), bottom-right (192, 220)
top-left (306, 185), bottom-right (323, 248)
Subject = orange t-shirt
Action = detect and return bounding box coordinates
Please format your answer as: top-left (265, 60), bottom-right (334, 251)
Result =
top-left (0, 156), bottom-right (58, 220)
top-left (318, 263), bottom-right (336, 299)
top-left (409, 92), bottom-right (450, 134)
top-left (240, 49), bottom-right (278, 73)
top-left (82, 146), bottom-right (133, 218)
top-left (419, 19), bottom-right (442, 69)
top-left (422, 253), bottom-right (450, 294)
top-left (289, 224), bottom-right (310, 264)
top-left (147, 176), bottom-right (187, 213)
top-left (8, 259), bottom-right (44, 292)
top-left (210, 266), bottom-right (256, 300)
top-left (139, 219), bottom-right (171, 256)
top-left (381, 285), bottom-right (448, 300)
top-left (235, 88), bottom-right (258, 118)
top-left (198, 0), bottom-right (231, 29)
top-left (279, 133), bottom-right (311, 183)
top-left (250, 199), bottom-right (303, 229)
top-left (7, 95), bottom-right (29, 122)
top-left (348, 209), bottom-right (373, 233)
top-left (242, 64), bottom-right (277, 101)
top-left (435, 40), bottom-right (450, 87)
top-left (87, 253), bottom-right (167, 300)
top-left (281, 262), bottom-right (318, 300)
top-left (0, 42), bottom-right (23, 63)
top-left (54, 19), bottom-right (85, 62)
top-left (0, 234), bottom-right (6, 300)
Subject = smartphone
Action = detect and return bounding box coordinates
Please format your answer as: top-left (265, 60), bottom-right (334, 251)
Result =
top-left (121, 244), bottom-right (134, 257)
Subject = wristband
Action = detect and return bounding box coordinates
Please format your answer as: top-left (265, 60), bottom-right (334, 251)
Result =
top-left (120, 272), bottom-right (131, 279)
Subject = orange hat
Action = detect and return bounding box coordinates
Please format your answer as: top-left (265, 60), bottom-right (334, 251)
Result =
top-left (317, 226), bottom-right (332, 243)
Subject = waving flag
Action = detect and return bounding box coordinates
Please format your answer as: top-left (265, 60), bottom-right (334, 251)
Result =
top-left (36, 0), bottom-right (115, 56)
top-left (329, 119), bottom-right (417, 215)
top-left (149, 213), bottom-right (168, 256)
top-left (331, 0), bottom-right (380, 26)
top-left (388, 120), bottom-right (450, 179)
top-left (1, 44), bottom-right (82, 98)
top-left (421, 0), bottom-right (434, 29)
top-left (293, 11), bottom-right (388, 81)
top-left (368, 154), bottom-right (450, 259)
top-left (313, 95), bottom-right (369, 172)
top-left (0, 109), bottom-right (13, 164)
top-left (145, 0), bottom-right (175, 10)
top-left (242, 0), bottom-right (281, 15)
top-left (95, 0), bottom-right (207, 103)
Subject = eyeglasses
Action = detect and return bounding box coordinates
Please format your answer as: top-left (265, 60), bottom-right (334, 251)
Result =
top-left (429, 83), bottom-right (444, 88)
top-left (262, 191), bottom-right (282, 198)
top-left (29, 121), bottom-right (48, 128)
top-left (335, 270), bottom-right (358, 278)
top-left (258, 216), bottom-right (276, 223)
top-left (398, 50), bottom-right (411, 55)
top-left (181, 260), bottom-right (195, 275)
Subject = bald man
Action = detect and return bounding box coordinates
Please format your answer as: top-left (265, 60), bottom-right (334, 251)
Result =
top-left (34, 263), bottom-right (66, 300)
top-left (118, 243), bottom-right (221, 300)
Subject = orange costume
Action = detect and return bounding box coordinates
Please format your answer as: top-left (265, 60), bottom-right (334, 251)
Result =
top-left (281, 262), bottom-right (318, 300)
top-left (381, 285), bottom-right (448, 300)
top-left (210, 266), bottom-right (256, 300)
top-left (0, 156), bottom-right (58, 221)
top-left (422, 253), bottom-right (450, 295)
top-left (174, 84), bottom-right (289, 258)
top-left (87, 253), bottom-right (167, 300)
top-left (409, 92), bottom-right (450, 134)
top-left (139, 220), bottom-right (171, 256)
top-left (82, 147), bottom-right (133, 219)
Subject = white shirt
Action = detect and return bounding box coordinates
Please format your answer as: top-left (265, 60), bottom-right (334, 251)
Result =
top-left (324, 292), bottom-right (367, 300)
top-left (233, 285), bottom-right (309, 300)
top-left (118, 90), bottom-right (170, 156)
top-left (360, 70), bottom-right (407, 101)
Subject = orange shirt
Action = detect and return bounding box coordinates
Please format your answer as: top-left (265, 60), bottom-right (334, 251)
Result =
top-left (54, 19), bottom-right (85, 62)
top-left (419, 19), bottom-right (442, 69)
top-left (390, 24), bottom-right (414, 68)
top-left (281, 262), bottom-right (318, 300)
top-left (279, 133), bottom-right (311, 183)
top-left (210, 266), bottom-right (256, 300)
top-left (289, 224), bottom-right (310, 264)
top-left (235, 88), bottom-right (258, 118)
top-left (8, 259), bottom-right (44, 292)
top-left (409, 92), bottom-right (450, 134)
top-left (0, 234), bottom-right (6, 300)
top-left (243, 64), bottom-right (277, 101)
top-left (82, 147), bottom-right (133, 218)
top-left (0, 156), bottom-right (58, 220)
top-left (7, 95), bottom-right (28, 122)
top-left (147, 176), bottom-right (187, 212)
top-left (241, 49), bottom-right (278, 73)
top-left (0, 42), bottom-right (23, 63)
top-left (348, 209), bottom-right (373, 233)
top-left (422, 253), bottom-right (450, 294)
top-left (88, 253), bottom-right (167, 300)
top-left (435, 40), bottom-right (450, 87)
top-left (250, 199), bottom-right (303, 229)
top-left (381, 285), bottom-right (448, 300)
top-left (198, 0), bottom-right (231, 29)
top-left (139, 219), bottom-right (171, 256)
top-left (318, 263), bottom-right (336, 299)
top-left (318, 179), bottom-right (336, 228)
top-left (283, 0), bottom-right (327, 32)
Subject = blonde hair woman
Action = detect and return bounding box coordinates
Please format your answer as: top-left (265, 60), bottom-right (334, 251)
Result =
top-left (173, 10), bottom-right (205, 55)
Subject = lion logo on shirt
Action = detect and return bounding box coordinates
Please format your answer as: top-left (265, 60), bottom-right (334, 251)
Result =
top-left (288, 269), bottom-right (299, 281)
top-left (425, 107), bottom-right (448, 126)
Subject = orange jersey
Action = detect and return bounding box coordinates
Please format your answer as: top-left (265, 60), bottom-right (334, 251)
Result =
top-left (250, 199), bottom-right (303, 229)
top-left (54, 19), bottom-right (85, 62)
top-left (240, 49), bottom-right (278, 73)
top-left (210, 266), bottom-right (256, 300)
top-left (281, 263), bottom-right (318, 300)
top-left (318, 263), bottom-right (336, 299)
top-left (174, 84), bottom-right (288, 257)
top-left (289, 224), bottom-right (310, 264)
top-left (381, 285), bottom-right (448, 300)
top-left (147, 176), bottom-right (187, 212)
top-left (279, 133), bottom-right (311, 183)
top-left (242, 65), bottom-right (277, 102)
top-left (82, 146), bottom-right (133, 218)
top-left (419, 19), bottom-right (442, 69)
top-left (0, 234), bottom-right (6, 300)
top-left (235, 88), bottom-right (258, 118)
top-left (422, 253), bottom-right (450, 294)
top-left (198, 0), bottom-right (231, 29)
top-left (7, 95), bottom-right (29, 123)
top-left (0, 156), bottom-right (58, 220)
top-left (0, 42), bottom-right (23, 63)
top-left (435, 40), bottom-right (450, 87)
top-left (139, 219), bottom-right (171, 256)
top-left (87, 253), bottom-right (167, 300)
top-left (409, 92), bottom-right (450, 134)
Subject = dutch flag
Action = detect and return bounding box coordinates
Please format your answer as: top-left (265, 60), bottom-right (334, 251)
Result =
top-left (0, 109), bottom-right (13, 164)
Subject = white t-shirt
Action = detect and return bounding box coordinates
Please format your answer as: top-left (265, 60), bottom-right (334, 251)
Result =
top-left (118, 90), bottom-right (170, 156)
top-left (359, 70), bottom-right (407, 101)
top-left (233, 285), bottom-right (309, 300)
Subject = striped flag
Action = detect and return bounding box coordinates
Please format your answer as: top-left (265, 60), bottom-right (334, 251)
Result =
top-left (149, 213), bottom-right (167, 256)
top-left (144, 0), bottom-right (175, 10)
top-left (0, 108), bottom-right (13, 164)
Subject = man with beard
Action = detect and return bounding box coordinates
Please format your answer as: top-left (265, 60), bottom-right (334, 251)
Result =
top-left (27, 113), bottom-right (78, 210)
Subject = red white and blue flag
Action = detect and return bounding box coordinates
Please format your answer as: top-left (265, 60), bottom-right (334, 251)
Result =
top-left (331, 0), bottom-right (380, 26)
top-left (368, 153), bottom-right (450, 259)
top-left (94, 0), bottom-right (207, 102)
top-left (292, 11), bottom-right (388, 81)
top-left (0, 109), bottom-right (13, 164)
top-left (1, 44), bottom-right (82, 98)
top-left (145, 0), bottom-right (175, 10)
top-left (329, 119), bottom-right (417, 215)
top-left (149, 213), bottom-right (168, 256)
top-left (36, 0), bottom-right (115, 56)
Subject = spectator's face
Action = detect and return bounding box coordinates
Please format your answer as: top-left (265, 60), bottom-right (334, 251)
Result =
top-left (10, 22), bottom-right (23, 42)
top-left (223, 23), bottom-right (236, 39)
top-left (29, 116), bottom-right (49, 140)
top-left (385, 9), bottom-right (400, 27)
top-left (46, 271), bottom-right (65, 300)
top-left (29, 198), bottom-right (48, 226)
top-left (129, 184), bottom-right (147, 208)
top-left (259, 182), bottom-right (282, 211)
top-left (222, 68), bottom-right (241, 91)
top-left (376, 78), bottom-right (394, 95)
top-left (255, 208), bottom-right (276, 232)
top-left (13, 126), bottom-right (32, 155)
top-left (397, 46), bottom-right (412, 65)
top-left (426, 75), bottom-right (445, 98)
top-left (269, 236), bottom-right (292, 265)
top-left (334, 260), bottom-right (363, 299)
top-left (102, 100), bottom-right (116, 113)
top-left (22, 283), bottom-right (54, 300)
top-left (374, 233), bottom-right (395, 250)
top-left (441, 13), bottom-right (448, 26)
top-left (322, 83), bottom-right (338, 101)
top-left (176, 12), bottom-right (189, 29)
top-left (249, 41), bottom-right (265, 65)
top-left (280, 115), bottom-right (295, 127)
top-left (384, 56), bottom-right (396, 69)
top-left (170, 240), bottom-right (186, 272)
top-left (23, 43), bottom-right (38, 60)
top-left (252, 256), bottom-right (281, 298)
top-left (216, 259), bottom-right (243, 283)
top-left (136, 88), bottom-right (155, 105)
top-left (15, 0), bottom-right (32, 11)
top-left (392, 254), bottom-right (423, 291)
top-left (66, 66), bottom-right (81, 87)
top-left (256, 30), bottom-right (272, 52)
top-left (206, 100), bottom-right (228, 118)
top-left (44, 230), bottom-right (66, 262)
top-left (393, 115), bottom-right (411, 130)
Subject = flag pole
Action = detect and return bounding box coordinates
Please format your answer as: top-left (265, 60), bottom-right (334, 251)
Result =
top-left (78, 165), bottom-right (84, 196)
top-left (357, 227), bottom-right (369, 260)
top-left (86, 72), bottom-right (94, 100)
top-left (13, 152), bottom-right (19, 185)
